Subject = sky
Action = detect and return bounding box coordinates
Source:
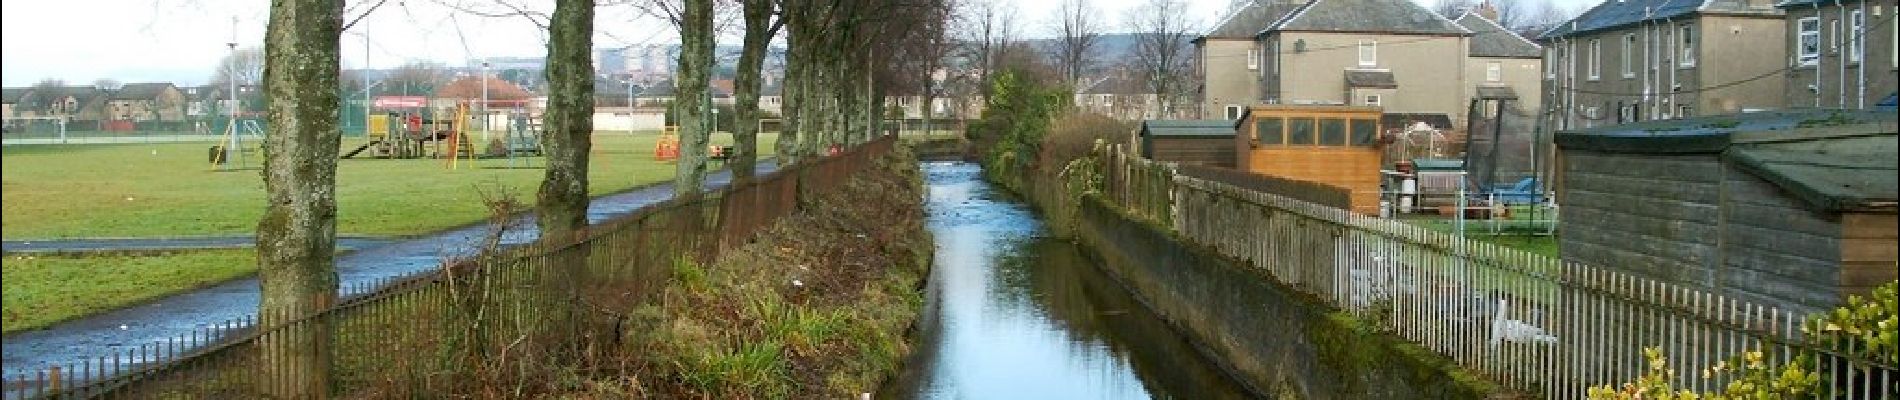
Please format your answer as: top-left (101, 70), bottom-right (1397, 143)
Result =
top-left (1, 0), bottom-right (1596, 87)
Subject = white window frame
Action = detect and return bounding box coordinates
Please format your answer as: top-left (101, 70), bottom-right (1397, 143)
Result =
top-left (1679, 24), bottom-right (1696, 67)
top-left (1224, 105), bottom-right (1242, 120)
top-left (1487, 61), bottom-right (1503, 82)
top-left (1622, 33), bottom-right (1637, 78)
top-left (1798, 17), bottom-right (1821, 66)
top-left (1588, 39), bottom-right (1602, 80)
top-left (1546, 48), bottom-right (1557, 78)
top-left (1247, 48), bottom-right (1260, 70)
top-left (1364, 94), bottom-right (1382, 106)
top-left (1848, 10), bottom-right (1863, 64)
top-left (1358, 40), bottom-right (1377, 67)
top-left (1831, 18), bottom-right (1841, 53)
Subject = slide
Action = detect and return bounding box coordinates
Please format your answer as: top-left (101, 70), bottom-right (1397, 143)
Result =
top-left (341, 140), bottom-right (381, 159)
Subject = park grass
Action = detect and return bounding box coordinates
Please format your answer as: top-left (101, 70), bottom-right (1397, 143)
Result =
top-left (1, 249), bottom-right (256, 333)
top-left (0, 132), bottom-right (778, 239)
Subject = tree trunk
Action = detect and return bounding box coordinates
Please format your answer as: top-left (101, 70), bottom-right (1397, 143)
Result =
top-left (675, 0), bottom-right (714, 195)
top-left (732, 0), bottom-right (776, 180)
top-left (256, 0), bottom-right (342, 397)
top-left (534, 0), bottom-right (595, 357)
top-left (777, 16), bottom-right (804, 164)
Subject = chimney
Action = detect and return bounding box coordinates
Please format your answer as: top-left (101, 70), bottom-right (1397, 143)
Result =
top-left (1476, 0), bottom-right (1499, 21)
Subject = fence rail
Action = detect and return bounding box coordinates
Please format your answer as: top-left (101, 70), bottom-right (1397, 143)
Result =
top-left (1099, 148), bottom-right (1897, 399)
top-left (4, 137), bottom-right (897, 399)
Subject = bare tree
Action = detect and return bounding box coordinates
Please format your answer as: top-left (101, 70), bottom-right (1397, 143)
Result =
top-left (731, 0), bottom-right (782, 180)
top-left (1050, 0), bottom-right (1101, 89)
top-left (385, 61), bottom-right (451, 95)
top-left (1126, 0), bottom-right (1197, 118)
top-left (1433, 0), bottom-right (1477, 19)
top-left (93, 79), bottom-right (123, 91)
top-left (33, 78), bottom-right (67, 89)
top-left (534, 0), bottom-right (595, 356)
top-left (255, 0), bottom-right (343, 397)
top-left (210, 47), bottom-right (265, 88)
top-left (961, 0), bottom-right (1019, 101)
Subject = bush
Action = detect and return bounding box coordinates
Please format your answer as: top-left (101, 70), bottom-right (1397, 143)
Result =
top-left (1038, 113), bottom-right (1130, 174)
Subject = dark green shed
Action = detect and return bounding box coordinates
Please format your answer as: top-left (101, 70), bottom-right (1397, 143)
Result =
top-left (1139, 119), bottom-right (1237, 168)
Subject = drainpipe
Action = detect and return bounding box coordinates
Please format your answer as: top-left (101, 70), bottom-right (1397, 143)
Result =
top-left (1815, 1), bottom-right (1824, 108)
top-left (1837, 0), bottom-right (1847, 108)
top-left (1857, 0), bottom-right (1866, 108)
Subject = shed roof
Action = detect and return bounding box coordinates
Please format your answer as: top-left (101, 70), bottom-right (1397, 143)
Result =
top-left (1345, 70), bottom-right (1398, 88)
top-left (2, 87), bottom-right (29, 103)
top-left (1539, 0), bottom-right (1778, 40)
top-left (1268, 0), bottom-right (1469, 35)
top-left (1141, 119), bottom-right (1237, 137)
top-left (1456, 13), bottom-right (1542, 58)
top-left (1411, 158), bottom-right (1465, 171)
top-left (1475, 86), bottom-right (1519, 100)
top-left (1556, 110), bottom-right (1898, 212)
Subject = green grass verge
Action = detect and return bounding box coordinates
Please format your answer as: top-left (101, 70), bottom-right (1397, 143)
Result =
top-left (1, 132), bottom-right (777, 239)
top-left (2, 249), bottom-right (256, 333)
top-left (1397, 216), bottom-right (1559, 258)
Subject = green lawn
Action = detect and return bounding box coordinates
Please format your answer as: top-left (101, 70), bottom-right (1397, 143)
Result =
top-left (1396, 208), bottom-right (1559, 258)
top-left (1, 132), bottom-right (778, 239)
top-left (1, 250), bottom-right (256, 333)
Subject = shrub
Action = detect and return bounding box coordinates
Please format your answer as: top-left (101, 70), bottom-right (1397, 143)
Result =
top-left (1038, 113), bottom-right (1130, 175)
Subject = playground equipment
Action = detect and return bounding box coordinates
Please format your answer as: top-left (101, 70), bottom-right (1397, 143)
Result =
top-left (654, 126), bottom-right (681, 161)
top-left (342, 98), bottom-right (542, 166)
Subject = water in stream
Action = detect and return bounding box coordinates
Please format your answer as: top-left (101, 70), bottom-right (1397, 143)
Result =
top-left (887, 162), bottom-right (1253, 399)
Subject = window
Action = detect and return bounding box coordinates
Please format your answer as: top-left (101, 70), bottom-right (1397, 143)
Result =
top-left (1364, 94), bottom-right (1381, 106)
top-left (1358, 40), bottom-right (1377, 67)
top-left (1677, 105), bottom-right (1692, 118)
top-left (1546, 48), bottom-right (1557, 78)
top-left (1247, 48), bottom-right (1260, 70)
top-left (1849, 10), bottom-right (1863, 63)
top-left (1622, 33), bottom-right (1636, 78)
top-left (1798, 17), bottom-right (1821, 66)
top-left (1254, 117), bottom-right (1284, 145)
top-left (1487, 61), bottom-right (1503, 82)
top-left (1350, 118), bottom-right (1378, 145)
top-left (1680, 24), bottom-right (1696, 66)
top-left (1225, 105), bottom-right (1243, 120)
top-left (1588, 39), bottom-right (1602, 80)
top-left (1288, 118), bottom-right (1316, 145)
top-left (1319, 118), bottom-right (1347, 145)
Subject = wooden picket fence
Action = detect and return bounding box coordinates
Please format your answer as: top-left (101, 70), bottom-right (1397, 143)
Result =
top-left (1098, 149), bottom-right (1897, 399)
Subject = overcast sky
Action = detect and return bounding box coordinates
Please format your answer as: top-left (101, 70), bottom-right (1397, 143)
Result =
top-left (1, 0), bottom-right (1595, 87)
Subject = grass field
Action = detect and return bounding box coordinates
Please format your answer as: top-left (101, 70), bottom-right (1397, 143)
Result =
top-left (1, 132), bottom-right (779, 239)
top-left (1, 249), bottom-right (256, 333)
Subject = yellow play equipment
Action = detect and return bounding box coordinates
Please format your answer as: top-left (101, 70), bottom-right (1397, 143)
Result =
top-left (342, 102), bottom-right (474, 165)
top-left (654, 125), bottom-right (681, 161)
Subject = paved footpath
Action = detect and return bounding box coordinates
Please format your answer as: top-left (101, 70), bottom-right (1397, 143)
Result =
top-left (1, 162), bottom-right (776, 378)
top-left (2, 237), bottom-right (391, 253)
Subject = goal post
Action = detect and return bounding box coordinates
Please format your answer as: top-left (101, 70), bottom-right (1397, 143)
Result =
top-left (1, 116), bottom-right (70, 143)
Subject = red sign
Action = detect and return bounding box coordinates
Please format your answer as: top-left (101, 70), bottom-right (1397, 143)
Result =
top-left (372, 96), bottom-right (428, 109)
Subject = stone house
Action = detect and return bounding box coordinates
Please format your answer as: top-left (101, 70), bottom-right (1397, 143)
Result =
top-left (1778, 0), bottom-right (1898, 109)
top-left (105, 83), bottom-right (186, 121)
top-left (2, 88), bottom-right (30, 119)
top-left (1457, 9), bottom-right (1546, 114)
top-left (1554, 110), bottom-right (1897, 315)
top-left (23, 86), bottom-right (108, 120)
top-left (1539, 0), bottom-right (1786, 131)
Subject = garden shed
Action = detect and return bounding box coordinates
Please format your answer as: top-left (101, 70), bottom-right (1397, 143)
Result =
top-left (1234, 105), bottom-right (1385, 214)
top-left (1554, 110), bottom-right (1898, 315)
top-left (1138, 119), bottom-right (1236, 168)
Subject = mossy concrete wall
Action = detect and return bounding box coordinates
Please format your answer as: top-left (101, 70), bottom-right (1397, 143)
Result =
top-left (1069, 194), bottom-right (1499, 399)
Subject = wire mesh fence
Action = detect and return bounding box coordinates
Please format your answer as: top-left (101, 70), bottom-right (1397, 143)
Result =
top-left (1100, 149), bottom-right (1897, 399)
top-left (3, 136), bottom-right (896, 399)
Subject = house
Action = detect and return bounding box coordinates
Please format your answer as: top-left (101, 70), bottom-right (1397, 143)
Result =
top-left (1539, 0), bottom-right (1785, 131)
top-left (1777, 0), bottom-right (1898, 109)
top-left (105, 82), bottom-right (186, 121)
top-left (1139, 119), bottom-right (1237, 167)
top-left (1195, 0), bottom-right (1309, 119)
top-left (1457, 6), bottom-right (1545, 114)
top-left (1077, 71), bottom-right (1169, 120)
top-left (2, 87), bottom-right (30, 119)
top-left (23, 86), bottom-right (108, 120)
top-left (1554, 110), bottom-right (1897, 315)
top-left (1234, 105), bottom-right (1386, 213)
top-left (1257, 0), bottom-right (1472, 123)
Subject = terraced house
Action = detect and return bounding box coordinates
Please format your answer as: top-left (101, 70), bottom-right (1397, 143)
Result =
top-left (1539, 0), bottom-right (1787, 130)
top-left (1778, 0), bottom-right (1899, 109)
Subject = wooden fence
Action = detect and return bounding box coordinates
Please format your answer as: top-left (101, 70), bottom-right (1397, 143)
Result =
top-left (5, 137), bottom-right (897, 399)
top-left (1100, 149), bottom-right (1897, 399)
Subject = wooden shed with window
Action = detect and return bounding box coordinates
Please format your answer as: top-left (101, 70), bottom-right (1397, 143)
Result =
top-left (1139, 119), bottom-right (1237, 168)
top-left (1234, 105), bottom-right (1385, 213)
top-left (1555, 110), bottom-right (1898, 315)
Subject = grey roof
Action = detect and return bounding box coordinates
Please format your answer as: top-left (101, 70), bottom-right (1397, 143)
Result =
top-left (1476, 86), bottom-right (1519, 100)
top-left (1269, 0), bottom-right (1470, 35)
top-left (1203, 0), bottom-right (1306, 39)
top-left (1456, 13), bottom-right (1542, 58)
top-left (1776, 0), bottom-right (1872, 8)
top-left (1345, 70), bottom-right (1398, 88)
top-left (109, 83), bottom-right (175, 101)
top-left (1079, 74), bottom-right (1147, 95)
top-left (1555, 110), bottom-right (1898, 213)
top-left (1540, 0), bottom-right (1779, 40)
top-left (1141, 119), bottom-right (1237, 137)
top-left (2, 87), bottom-right (29, 103)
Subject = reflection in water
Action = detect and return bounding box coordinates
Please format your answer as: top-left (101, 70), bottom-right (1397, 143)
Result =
top-left (889, 162), bottom-right (1252, 400)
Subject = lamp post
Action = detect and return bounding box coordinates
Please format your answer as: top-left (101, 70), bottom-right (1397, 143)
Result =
top-left (225, 41), bottom-right (241, 169)
top-left (481, 61), bottom-right (490, 147)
